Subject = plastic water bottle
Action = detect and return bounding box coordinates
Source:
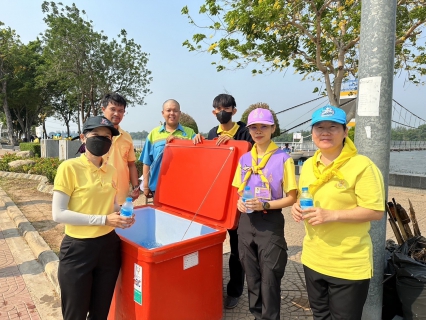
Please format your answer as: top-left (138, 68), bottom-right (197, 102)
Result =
top-left (300, 187), bottom-right (314, 210)
top-left (120, 197), bottom-right (134, 217)
top-left (242, 186), bottom-right (254, 213)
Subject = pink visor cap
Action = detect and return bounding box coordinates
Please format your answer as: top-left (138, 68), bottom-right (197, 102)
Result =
top-left (247, 108), bottom-right (275, 126)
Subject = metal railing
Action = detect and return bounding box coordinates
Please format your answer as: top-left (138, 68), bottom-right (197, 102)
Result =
top-left (390, 141), bottom-right (426, 151)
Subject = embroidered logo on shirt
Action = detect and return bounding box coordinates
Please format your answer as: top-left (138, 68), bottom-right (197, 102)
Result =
top-left (335, 180), bottom-right (346, 189)
top-left (242, 165), bottom-right (251, 173)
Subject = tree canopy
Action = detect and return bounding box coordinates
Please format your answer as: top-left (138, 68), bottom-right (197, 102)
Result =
top-left (180, 112), bottom-right (199, 133)
top-left (0, 2), bottom-right (152, 145)
top-left (182, 0), bottom-right (426, 119)
top-left (41, 1), bottom-right (152, 127)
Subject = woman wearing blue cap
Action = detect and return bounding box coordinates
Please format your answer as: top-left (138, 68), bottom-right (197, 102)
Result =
top-left (232, 108), bottom-right (297, 319)
top-left (52, 116), bottom-right (135, 320)
top-left (291, 105), bottom-right (385, 319)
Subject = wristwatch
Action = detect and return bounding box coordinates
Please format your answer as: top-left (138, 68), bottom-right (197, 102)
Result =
top-left (262, 202), bottom-right (270, 210)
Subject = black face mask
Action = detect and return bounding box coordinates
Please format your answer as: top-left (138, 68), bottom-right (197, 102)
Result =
top-left (85, 136), bottom-right (112, 156)
top-left (216, 110), bottom-right (233, 124)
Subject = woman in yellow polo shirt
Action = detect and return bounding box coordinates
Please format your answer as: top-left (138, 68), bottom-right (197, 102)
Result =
top-left (52, 116), bottom-right (134, 320)
top-left (291, 105), bottom-right (385, 320)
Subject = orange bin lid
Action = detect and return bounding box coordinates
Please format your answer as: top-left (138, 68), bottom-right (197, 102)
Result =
top-left (153, 139), bottom-right (251, 230)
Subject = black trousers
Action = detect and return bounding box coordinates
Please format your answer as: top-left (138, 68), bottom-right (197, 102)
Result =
top-left (58, 231), bottom-right (122, 320)
top-left (238, 210), bottom-right (288, 320)
top-left (227, 227), bottom-right (245, 297)
top-left (303, 265), bottom-right (370, 320)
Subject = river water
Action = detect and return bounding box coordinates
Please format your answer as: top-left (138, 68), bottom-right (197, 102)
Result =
top-left (133, 140), bottom-right (426, 177)
top-left (389, 150), bottom-right (426, 176)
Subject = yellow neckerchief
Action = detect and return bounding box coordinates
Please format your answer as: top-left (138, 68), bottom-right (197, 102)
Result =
top-left (217, 122), bottom-right (239, 137)
top-left (238, 141), bottom-right (279, 195)
top-left (309, 137), bottom-right (357, 195)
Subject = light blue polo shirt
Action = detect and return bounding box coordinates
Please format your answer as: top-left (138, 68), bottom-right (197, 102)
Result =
top-left (140, 124), bottom-right (196, 191)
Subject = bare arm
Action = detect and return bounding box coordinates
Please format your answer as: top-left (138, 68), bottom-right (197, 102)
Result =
top-left (128, 161), bottom-right (140, 200)
top-left (142, 164), bottom-right (153, 198)
top-left (128, 161), bottom-right (139, 188)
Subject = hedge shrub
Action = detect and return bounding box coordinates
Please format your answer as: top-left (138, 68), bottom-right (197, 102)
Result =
top-left (0, 153), bottom-right (62, 183)
top-left (19, 143), bottom-right (41, 157)
top-left (0, 153), bottom-right (142, 185)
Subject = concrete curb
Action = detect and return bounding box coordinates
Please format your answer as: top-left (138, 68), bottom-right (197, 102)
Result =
top-left (0, 172), bottom-right (59, 295)
top-left (0, 171), bottom-right (54, 194)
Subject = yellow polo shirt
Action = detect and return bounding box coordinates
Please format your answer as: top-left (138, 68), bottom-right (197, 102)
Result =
top-left (298, 153), bottom-right (385, 280)
top-left (103, 125), bottom-right (136, 204)
top-left (54, 154), bottom-right (117, 239)
top-left (217, 122), bottom-right (240, 137)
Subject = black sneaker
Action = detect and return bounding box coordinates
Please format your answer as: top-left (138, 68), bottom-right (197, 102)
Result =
top-left (224, 296), bottom-right (239, 309)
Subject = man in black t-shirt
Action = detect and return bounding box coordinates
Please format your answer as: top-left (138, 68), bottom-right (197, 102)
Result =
top-left (194, 94), bottom-right (253, 309)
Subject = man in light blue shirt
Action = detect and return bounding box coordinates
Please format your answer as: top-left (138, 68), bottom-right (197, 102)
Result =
top-left (140, 99), bottom-right (196, 197)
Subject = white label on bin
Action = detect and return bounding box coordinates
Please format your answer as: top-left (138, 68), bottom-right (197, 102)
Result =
top-left (134, 263), bottom-right (142, 305)
top-left (183, 252), bottom-right (199, 270)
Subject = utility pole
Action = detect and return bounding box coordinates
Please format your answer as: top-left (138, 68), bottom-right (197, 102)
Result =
top-left (354, 0), bottom-right (397, 319)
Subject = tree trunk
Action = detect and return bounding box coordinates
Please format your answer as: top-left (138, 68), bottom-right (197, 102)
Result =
top-left (80, 94), bottom-right (86, 124)
top-left (1, 79), bottom-right (17, 146)
top-left (90, 85), bottom-right (97, 116)
top-left (76, 108), bottom-right (81, 134)
top-left (324, 72), bottom-right (339, 107)
top-left (15, 113), bottom-right (26, 142)
top-left (65, 119), bottom-right (70, 137)
top-left (42, 118), bottom-right (47, 139)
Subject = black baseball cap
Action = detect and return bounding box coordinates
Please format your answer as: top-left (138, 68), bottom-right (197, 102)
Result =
top-left (83, 116), bottom-right (120, 136)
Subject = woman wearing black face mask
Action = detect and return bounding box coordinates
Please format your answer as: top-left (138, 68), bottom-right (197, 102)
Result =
top-left (52, 116), bottom-right (135, 320)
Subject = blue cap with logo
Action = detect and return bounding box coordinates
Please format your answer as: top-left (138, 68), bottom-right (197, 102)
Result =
top-left (311, 105), bottom-right (347, 126)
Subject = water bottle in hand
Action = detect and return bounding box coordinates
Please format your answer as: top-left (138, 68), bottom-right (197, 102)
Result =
top-left (300, 187), bottom-right (314, 210)
top-left (242, 186), bottom-right (254, 213)
top-left (120, 197), bottom-right (134, 217)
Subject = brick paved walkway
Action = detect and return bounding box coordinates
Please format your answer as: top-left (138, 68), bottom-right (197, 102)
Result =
top-left (0, 204), bottom-right (60, 320)
top-left (222, 206), bottom-right (313, 319)
top-left (0, 175), bottom-right (425, 319)
top-left (0, 215), bottom-right (41, 320)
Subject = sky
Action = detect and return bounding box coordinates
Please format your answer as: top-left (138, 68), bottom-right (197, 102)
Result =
top-left (1, 0), bottom-right (425, 135)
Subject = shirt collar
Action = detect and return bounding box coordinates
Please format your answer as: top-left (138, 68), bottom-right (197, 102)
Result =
top-left (80, 154), bottom-right (108, 172)
top-left (217, 122), bottom-right (239, 136)
top-left (158, 123), bottom-right (185, 133)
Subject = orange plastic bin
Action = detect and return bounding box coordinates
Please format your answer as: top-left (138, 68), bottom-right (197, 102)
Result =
top-left (108, 139), bottom-right (250, 320)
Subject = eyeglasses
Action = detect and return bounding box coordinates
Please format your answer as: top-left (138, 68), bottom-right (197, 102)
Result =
top-left (248, 125), bottom-right (272, 132)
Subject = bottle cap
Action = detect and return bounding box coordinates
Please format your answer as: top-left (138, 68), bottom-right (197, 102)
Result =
top-left (244, 186), bottom-right (251, 191)
top-left (302, 187), bottom-right (308, 192)
top-left (126, 197), bottom-right (133, 202)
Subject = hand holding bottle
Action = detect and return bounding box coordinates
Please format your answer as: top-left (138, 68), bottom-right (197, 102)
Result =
top-left (242, 186), bottom-right (254, 213)
top-left (105, 212), bottom-right (134, 229)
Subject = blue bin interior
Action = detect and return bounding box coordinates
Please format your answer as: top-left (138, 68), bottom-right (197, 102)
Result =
top-left (116, 207), bottom-right (218, 249)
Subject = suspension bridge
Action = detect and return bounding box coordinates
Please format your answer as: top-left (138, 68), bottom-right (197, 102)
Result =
top-left (275, 96), bottom-right (426, 152)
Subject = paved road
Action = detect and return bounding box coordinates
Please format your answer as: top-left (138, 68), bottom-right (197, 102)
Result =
top-left (0, 175), bottom-right (425, 319)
